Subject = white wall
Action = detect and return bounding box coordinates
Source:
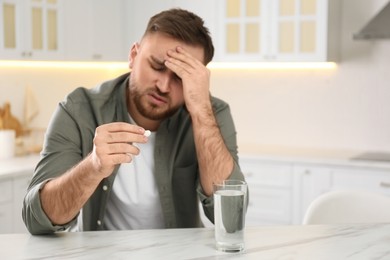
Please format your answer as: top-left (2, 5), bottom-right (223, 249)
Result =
top-left (211, 0), bottom-right (390, 153)
top-left (1, 0), bottom-right (390, 154)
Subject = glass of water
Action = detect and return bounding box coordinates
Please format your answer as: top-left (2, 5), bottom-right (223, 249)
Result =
top-left (213, 180), bottom-right (247, 252)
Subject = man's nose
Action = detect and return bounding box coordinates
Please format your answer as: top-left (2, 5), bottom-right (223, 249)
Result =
top-left (157, 74), bottom-right (172, 93)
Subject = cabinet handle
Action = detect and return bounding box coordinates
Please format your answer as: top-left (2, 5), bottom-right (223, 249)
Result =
top-left (244, 171), bottom-right (253, 177)
top-left (92, 54), bottom-right (102, 60)
top-left (22, 51), bottom-right (33, 57)
top-left (380, 182), bottom-right (390, 188)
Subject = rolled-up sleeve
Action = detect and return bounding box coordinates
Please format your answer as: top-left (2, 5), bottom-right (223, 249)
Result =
top-left (22, 97), bottom-right (87, 234)
top-left (22, 179), bottom-right (77, 234)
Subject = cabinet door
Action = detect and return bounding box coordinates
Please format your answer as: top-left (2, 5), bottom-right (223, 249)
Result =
top-left (292, 164), bottom-right (332, 224)
top-left (331, 167), bottom-right (390, 196)
top-left (0, 202), bottom-right (13, 233)
top-left (240, 157), bottom-right (293, 226)
top-left (0, 0), bottom-right (23, 59)
top-left (217, 0), bottom-right (338, 62)
top-left (24, 0), bottom-right (64, 60)
top-left (269, 0), bottom-right (326, 61)
top-left (0, 0), bottom-right (64, 60)
top-left (13, 175), bottom-right (31, 233)
top-left (63, 0), bottom-right (127, 61)
top-left (89, 0), bottom-right (126, 61)
top-left (0, 178), bottom-right (13, 233)
top-left (62, 0), bottom-right (89, 60)
top-left (216, 0), bottom-right (269, 62)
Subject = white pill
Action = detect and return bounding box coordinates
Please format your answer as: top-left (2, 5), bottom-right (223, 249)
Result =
top-left (144, 130), bottom-right (151, 137)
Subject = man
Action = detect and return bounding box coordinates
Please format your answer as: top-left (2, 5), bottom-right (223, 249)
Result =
top-left (23, 8), bottom-right (245, 235)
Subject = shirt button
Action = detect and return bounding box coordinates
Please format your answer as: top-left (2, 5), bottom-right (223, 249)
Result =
top-left (97, 220), bottom-right (102, 226)
top-left (102, 185), bottom-right (108, 191)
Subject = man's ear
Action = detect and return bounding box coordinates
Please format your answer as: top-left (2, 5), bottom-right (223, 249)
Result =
top-left (128, 42), bottom-right (140, 69)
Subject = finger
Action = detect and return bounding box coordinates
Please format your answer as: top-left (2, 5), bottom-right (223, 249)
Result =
top-left (105, 131), bottom-right (148, 144)
top-left (97, 122), bottom-right (145, 134)
top-left (166, 49), bottom-right (197, 70)
top-left (165, 59), bottom-right (192, 76)
top-left (95, 126), bottom-right (148, 145)
top-left (106, 153), bottom-right (134, 165)
top-left (165, 59), bottom-right (189, 78)
top-left (106, 142), bottom-right (141, 155)
top-left (107, 142), bottom-right (145, 165)
top-left (173, 47), bottom-right (204, 67)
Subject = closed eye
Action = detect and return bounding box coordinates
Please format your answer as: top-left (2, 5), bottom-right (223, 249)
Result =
top-left (150, 56), bottom-right (166, 71)
top-left (151, 64), bottom-right (166, 71)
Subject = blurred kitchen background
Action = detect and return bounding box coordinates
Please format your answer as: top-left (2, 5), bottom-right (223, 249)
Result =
top-left (1, 0), bottom-right (390, 155)
top-left (1, 0), bottom-right (390, 232)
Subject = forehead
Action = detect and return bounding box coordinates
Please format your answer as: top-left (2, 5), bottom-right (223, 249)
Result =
top-left (139, 33), bottom-right (205, 64)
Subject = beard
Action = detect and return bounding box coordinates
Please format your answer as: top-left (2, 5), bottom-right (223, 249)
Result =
top-left (129, 80), bottom-right (182, 121)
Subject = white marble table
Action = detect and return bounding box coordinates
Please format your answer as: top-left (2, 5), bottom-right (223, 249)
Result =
top-left (1, 224), bottom-right (389, 259)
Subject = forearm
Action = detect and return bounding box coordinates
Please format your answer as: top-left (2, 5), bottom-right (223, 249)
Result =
top-left (40, 155), bottom-right (103, 225)
top-left (164, 46), bottom-right (236, 195)
top-left (192, 104), bottom-right (234, 196)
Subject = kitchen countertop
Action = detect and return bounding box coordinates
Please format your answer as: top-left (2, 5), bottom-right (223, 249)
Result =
top-left (0, 154), bottom-right (40, 179)
top-left (239, 145), bottom-right (390, 169)
top-left (1, 224), bottom-right (389, 259)
top-left (2, 146), bottom-right (390, 180)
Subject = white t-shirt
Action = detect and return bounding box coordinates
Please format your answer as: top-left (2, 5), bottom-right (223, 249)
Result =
top-left (103, 129), bottom-right (165, 230)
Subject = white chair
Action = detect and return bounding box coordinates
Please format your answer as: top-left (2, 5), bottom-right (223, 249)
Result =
top-left (303, 190), bottom-right (390, 225)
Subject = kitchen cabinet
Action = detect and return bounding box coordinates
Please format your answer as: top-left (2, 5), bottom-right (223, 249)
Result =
top-left (88, 0), bottom-right (125, 61)
top-left (63, 0), bottom-right (126, 61)
top-left (215, 0), bottom-right (340, 62)
top-left (331, 166), bottom-right (390, 196)
top-left (2, 0), bottom-right (340, 62)
top-left (239, 154), bottom-right (390, 226)
top-left (292, 164), bottom-right (390, 223)
top-left (0, 0), bottom-right (64, 60)
top-left (0, 155), bottom-right (38, 234)
top-left (1, 0), bottom-right (126, 62)
top-left (200, 155), bottom-right (294, 228)
top-left (0, 174), bottom-right (31, 233)
top-left (12, 175), bottom-right (31, 232)
top-left (292, 164), bottom-right (333, 223)
top-left (240, 156), bottom-right (293, 226)
top-left (0, 179), bottom-right (13, 233)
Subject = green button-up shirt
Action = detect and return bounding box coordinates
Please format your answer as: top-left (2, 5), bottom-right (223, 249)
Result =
top-left (22, 73), bottom-right (245, 235)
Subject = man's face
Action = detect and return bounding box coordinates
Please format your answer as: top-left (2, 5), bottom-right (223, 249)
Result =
top-left (128, 32), bottom-right (204, 121)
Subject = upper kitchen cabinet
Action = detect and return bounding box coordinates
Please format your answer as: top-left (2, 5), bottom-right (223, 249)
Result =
top-left (215, 0), bottom-right (340, 62)
top-left (0, 0), bottom-right (64, 60)
top-left (63, 0), bottom-right (126, 61)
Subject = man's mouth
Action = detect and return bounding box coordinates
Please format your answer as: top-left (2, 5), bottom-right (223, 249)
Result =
top-left (148, 92), bottom-right (168, 106)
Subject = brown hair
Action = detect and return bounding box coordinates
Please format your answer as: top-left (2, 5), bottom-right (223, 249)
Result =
top-left (143, 8), bottom-right (214, 64)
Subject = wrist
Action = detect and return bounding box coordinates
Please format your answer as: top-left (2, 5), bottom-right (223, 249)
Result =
top-left (188, 101), bottom-right (213, 121)
top-left (80, 154), bottom-right (108, 183)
